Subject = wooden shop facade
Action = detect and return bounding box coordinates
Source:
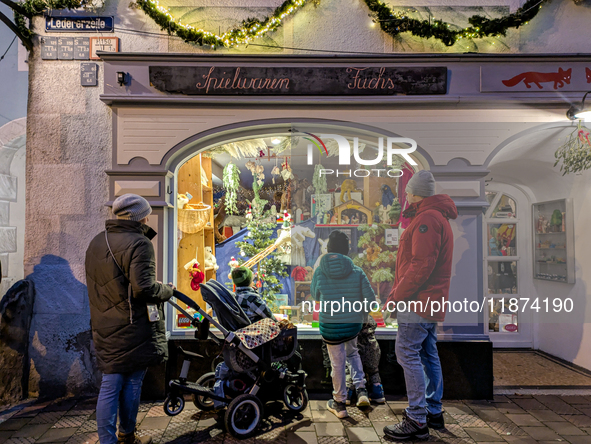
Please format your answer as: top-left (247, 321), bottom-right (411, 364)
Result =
top-left (100, 52), bottom-right (586, 399)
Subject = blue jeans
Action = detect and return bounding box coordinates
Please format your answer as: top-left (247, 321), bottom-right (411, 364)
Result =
top-left (396, 310), bottom-right (443, 424)
top-left (96, 369), bottom-right (147, 444)
top-left (326, 338), bottom-right (366, 403)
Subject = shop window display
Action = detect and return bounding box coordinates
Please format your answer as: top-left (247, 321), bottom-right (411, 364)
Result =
top-left (171, 134), bottom-right (412, 334)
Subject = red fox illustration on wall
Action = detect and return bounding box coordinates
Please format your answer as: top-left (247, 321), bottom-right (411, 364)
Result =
top-left (586, 67), bottom-right (591, 83)
top-left (502, 68), bottom-right (572, 90)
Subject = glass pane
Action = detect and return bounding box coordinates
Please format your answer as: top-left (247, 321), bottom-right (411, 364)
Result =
top-left (492, 194), bottom-right (516, 218)
top-left (488, 299), bottom-right (519, 333)
top-left (483, 192), bottom-right (497, 215)
top-left (487, 261), bottom-right (518, 295)
top-left (487, 223), bottom-right (517, 256)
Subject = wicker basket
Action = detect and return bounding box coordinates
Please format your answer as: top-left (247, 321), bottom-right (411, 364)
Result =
top-left (178, 203), bottom-right (211, 233)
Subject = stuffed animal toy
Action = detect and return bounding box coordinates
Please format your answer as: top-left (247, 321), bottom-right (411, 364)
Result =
top-left (304, 266), bottom-right (314, 281)
top-left (366, 245), bottom-right (382, 262)
top-left (213, 195), bottom-right (227, 243)
top-left (291, 225), bottom-right (316, 266)
top-left (177, 193), bottom-right (190, 209)
top-left (339, 179), bottom-right (363, 203)
top-left (381, 184), bottom-right (396, 207)
top-left (291, 266), bottom-right (308, 281)
top-left (228, 256), bottom-right (240, 269)
top-left (189, 263), bottom-right (205, 291)
top-left (204, 246), bottom-right (219, 271)
top-left (313, 238), bottom-right (329, 270)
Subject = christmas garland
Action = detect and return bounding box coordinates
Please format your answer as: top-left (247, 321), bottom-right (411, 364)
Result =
top-left (135, 0), bottom-right (308, 48)
top-left (364, 0), bottom-right (547, 47)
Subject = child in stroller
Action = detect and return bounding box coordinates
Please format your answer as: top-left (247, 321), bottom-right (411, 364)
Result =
top-left (164, 280), bottom-right (308, 439)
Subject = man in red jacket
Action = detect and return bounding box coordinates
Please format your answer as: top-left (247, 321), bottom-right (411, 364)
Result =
top-left (383, 170), bottom-right (458, 441)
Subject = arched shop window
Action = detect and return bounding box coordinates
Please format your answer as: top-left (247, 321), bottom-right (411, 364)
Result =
top-left (484, 190), bottom-right (532, 347)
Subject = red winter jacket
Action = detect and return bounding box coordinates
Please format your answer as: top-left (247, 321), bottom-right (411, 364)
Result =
top-left (386, 194), bottom-right (457, 322)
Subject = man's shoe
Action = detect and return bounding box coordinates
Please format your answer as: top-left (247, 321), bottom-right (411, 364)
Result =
top-left (383, 415), bottom-right (429, 440)
top-left (369, 383), bottom-right (386, 404)
top-left (327, 399), bottom-right (349, 419)
top-left (346, 387), bottom-right (355, 406)
top-left (356, 388), bottom-right (370, 408)
top-left (427, 412), bottom-right (445, 430)
top-left (117, 431), bottom-right (152, 444)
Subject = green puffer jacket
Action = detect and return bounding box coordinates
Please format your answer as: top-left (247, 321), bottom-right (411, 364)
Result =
top-left (311, 253), bottom-right (376, 344)
top-left (85, 220), bottom-right (173, 374)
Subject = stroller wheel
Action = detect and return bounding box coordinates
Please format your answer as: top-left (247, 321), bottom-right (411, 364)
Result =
top-left (163, 395), bottom-right (185, 416)
top-left (192, 372), bottom-right (216, 411)
top-left (283, 385), bottom-right (309, 413)
top-left (224, 394), bottom-right (263, 439)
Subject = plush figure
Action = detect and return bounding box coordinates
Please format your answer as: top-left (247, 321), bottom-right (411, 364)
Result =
top-left (189, 263), bottom-right (205, 291)
top-left (339, 179), bottom-right (363, 203)
top-left (204, 246), bottom-right (219, 271)
top-left (291, 266), bottom-right (308, 281)
top-left (291, 225), bottom-right (316, 267)
top-left (313, 238), bottom-right (329, 270)
top-left (366, 245), bottom-right (382, 262)
top-left (177, 193), bottom-right (190, 209)
top-left (228, 256), bottom-right (240, 269)
top-left (213, 196), bottom-right (227, 243)
top-left (379, 205), bottom-right (392, 224)
top-left (381, 184), bottom-right (396, 207)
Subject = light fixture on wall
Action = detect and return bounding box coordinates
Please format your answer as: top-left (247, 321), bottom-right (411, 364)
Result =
top-left (116, 72), bottom-right (128, 86)
top-left (271, 138), bottom-right (281, 145)
top-left (567, 91), bottom-right (591, 120)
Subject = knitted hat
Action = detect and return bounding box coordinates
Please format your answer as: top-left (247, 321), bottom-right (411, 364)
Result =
top-left (327, 230), bottom-right (350, 255)
top-left (231, 266), bottom-right (253, 287)
top-left (112, 194), bottom-right (152, 222)
top-left (406, 170), bottom-right (436, 197)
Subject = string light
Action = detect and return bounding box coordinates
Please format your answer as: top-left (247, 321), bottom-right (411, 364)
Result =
top-left (137, 0), bottom-right (306, 48)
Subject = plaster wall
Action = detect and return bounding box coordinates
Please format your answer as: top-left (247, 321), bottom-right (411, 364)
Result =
top-left (24, 0), bottom-right (591, 395)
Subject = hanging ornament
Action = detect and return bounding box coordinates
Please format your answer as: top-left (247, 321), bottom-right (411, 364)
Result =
top-left (189, 263), bottom-right (205, 291)
top-left (228, 256), bottom-right (240, 269)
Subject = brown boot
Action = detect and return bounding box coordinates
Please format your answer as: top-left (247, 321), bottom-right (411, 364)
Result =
top-left (117, 430), bottom-right (152, 444)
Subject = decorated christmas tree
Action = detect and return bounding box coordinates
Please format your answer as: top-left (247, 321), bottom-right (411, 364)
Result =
top-left (353, 224), bottom-right (397, 301)
top-left (232, 164), bottom-right (288, 307)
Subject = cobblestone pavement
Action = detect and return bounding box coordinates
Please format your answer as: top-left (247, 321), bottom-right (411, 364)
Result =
top-left (4, 395), bottom-right (591, 444)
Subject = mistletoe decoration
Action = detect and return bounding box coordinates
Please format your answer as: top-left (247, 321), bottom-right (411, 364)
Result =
top-left (223, 163), bottom-right (240, 215)
top-left (554, 121), bottom-right (591, 175)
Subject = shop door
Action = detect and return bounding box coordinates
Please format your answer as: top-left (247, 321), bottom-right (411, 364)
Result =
top-left (484, 185), bottom-right (533, 348)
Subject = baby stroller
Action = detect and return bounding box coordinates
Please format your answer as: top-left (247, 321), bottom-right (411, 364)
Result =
top-left (164, 280), bottom-right (308, 438)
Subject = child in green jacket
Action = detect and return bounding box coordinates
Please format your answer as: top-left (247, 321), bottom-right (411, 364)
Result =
top-left (311, 230), bottom-right (376, 418)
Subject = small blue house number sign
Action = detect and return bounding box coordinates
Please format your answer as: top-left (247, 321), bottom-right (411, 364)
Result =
top-left (45, 16), bottom-right (114, 33)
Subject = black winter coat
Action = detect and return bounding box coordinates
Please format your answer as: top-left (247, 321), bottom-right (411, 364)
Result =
top-left (85, 220), bottom-right (173, 374)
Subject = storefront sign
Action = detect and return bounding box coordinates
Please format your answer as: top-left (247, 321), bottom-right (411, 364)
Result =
top-left (149, 66), bottom-right (447, 96)
top-left (74, 37), bottom-right (90, 60)
top-left (90, 37), bottom-right (119, 60)
top-left (81, 63), bottom-right (98, 87)
top-left (45, 16), bottom-right (114, 33)
top-left (40, 37), bottom-right (58, 60)
top-left (481, 64), bottom-right (591, 92)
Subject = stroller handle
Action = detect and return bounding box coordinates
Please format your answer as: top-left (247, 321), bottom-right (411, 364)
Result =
top-left (169, 290), bottom-right (230, 337)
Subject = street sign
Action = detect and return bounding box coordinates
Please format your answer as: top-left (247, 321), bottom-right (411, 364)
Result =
top-left (90, 37), bottom-right (119, 60)
top-left (45, 16), bottom-right (114, 33)
top-left (74, 37), bottom-right (90, 60)
top-left (57, 37), bottom-right (74, 60)
top-left (40, 37), bottom-right (58, 60)
top-left (81, 63), bottom-right (98, 87)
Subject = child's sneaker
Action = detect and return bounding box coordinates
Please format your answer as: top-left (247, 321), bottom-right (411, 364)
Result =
top-left (327, 399), bottom-right (349, 418)
top-left (356, 388), bottom-right (370, 407)
top-left (383, 413), bottom-right (429, 440)
top-left (346, 387), bottom-right (355, 406)
top-left (369, 383), bottom-right (386, 403)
